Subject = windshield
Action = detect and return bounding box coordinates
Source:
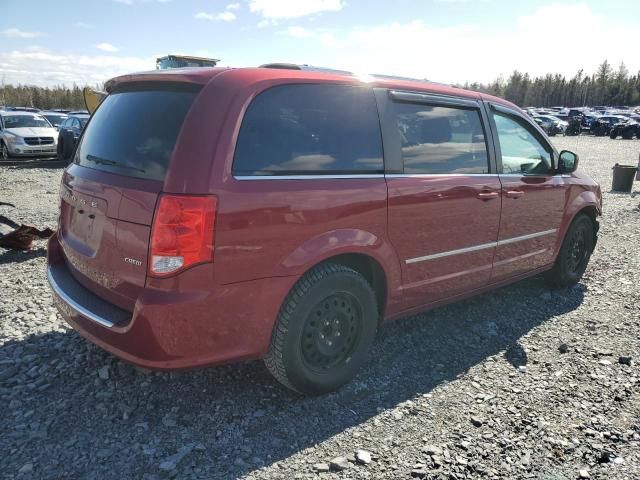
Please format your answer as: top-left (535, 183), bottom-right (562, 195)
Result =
top-left (79, 117), bottom-right (89, 127)
top-left (44, 115), bottom-right (68, 127)
top-left (76, 85), bottom-right (198, 181)
top-left (2, 114), bottom-right (52, 129)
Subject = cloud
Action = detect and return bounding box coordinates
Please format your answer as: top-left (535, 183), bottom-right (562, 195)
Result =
top-left (0, 48), bottom-right (153, 87)
top-left (276, 3), bottom-right (638, 84)
top-left (249, 0), bottom-right (344, 19)
top-left (2, 28), bottom-right (45, 39)
top-left (74, 21), bottom-right (93, 29)
top-left (226, 2), bottom-right (240, 9)
top-left (95, 43), bottom-right (118, 52)
top-left (195, 10), bottom-right (236, 22)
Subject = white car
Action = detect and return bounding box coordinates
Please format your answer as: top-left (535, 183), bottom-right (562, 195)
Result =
top-left (0, 112), bottom-right (58, 160)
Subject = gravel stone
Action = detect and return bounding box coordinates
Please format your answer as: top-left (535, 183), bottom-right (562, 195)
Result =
top-left (355, 449), bottom-right (372, 464)
top-left (329, 456), bottom-right (349, 471)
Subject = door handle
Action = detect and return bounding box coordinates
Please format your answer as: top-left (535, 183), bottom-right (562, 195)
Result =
top-left (477, 191), bottom-right (499, 200)
top-left (505, 190), bottom-right (524, 198)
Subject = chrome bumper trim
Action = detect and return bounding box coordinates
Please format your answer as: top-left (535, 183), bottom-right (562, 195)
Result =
top-left (47, 267), bottom-right (115, 328)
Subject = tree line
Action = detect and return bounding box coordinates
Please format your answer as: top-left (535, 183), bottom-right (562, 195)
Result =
top-left (463, 61), bottom-right (640, 108)
top-left (0, 84), bottom-right (87, 110)
top-left (1, 61), bottom-right (639, 109)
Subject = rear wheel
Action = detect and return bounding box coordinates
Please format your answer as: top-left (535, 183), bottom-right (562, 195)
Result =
top-left (265, 263), bottom-right (378, 395)
top-left (545, 214), bottom-right (595, 289)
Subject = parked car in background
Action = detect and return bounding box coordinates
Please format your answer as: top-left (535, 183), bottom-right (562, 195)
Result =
top-left (57, 113), bottom-right (89, 162)
top-left (533, 115), bottom-right (567, 135)
top-left (42, 111), bottom-right (69, 130)
top-left (591, 115), bottom-right (627, 136)
top-left (0, 111), bottom-right (58, 160)
top-left (47, 66), bottom-right (601, 395)
top-left (609, 118), bottom-right (640, 139)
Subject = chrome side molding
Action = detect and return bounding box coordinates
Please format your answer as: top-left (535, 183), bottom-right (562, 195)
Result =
top-left (406, 229), bottom-right (557, 264)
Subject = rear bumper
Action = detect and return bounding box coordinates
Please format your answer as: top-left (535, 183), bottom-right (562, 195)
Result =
top-left (47, 234), bottom-right (297, 370)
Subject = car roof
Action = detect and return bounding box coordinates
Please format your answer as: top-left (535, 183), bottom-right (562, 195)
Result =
top-left (104, 65), bottom-right (520, 112)
top-left (1, 111), bottom-right (42, 117)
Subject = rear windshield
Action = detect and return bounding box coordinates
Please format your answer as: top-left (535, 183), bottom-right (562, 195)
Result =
top-left (75, 85), bottom-right (198, 181)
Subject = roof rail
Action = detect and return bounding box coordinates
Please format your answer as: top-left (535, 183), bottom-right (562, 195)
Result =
top-left (259, 63), bottom-right (352, 75)
top-left (257, 63), bottom-right (454, 88)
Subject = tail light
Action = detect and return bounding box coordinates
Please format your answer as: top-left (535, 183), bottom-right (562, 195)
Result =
top-left (149, 194), bottom-right (217, 277)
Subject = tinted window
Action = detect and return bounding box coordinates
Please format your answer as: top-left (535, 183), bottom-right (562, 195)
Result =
top-left (233, 84), bottom-right (383, 175)
top-left (493, 112), bottom-right (552, 174)
top-left (393, 103), bottom-right (489, 174)
top-left (76, 86), bottom-right (198, 181)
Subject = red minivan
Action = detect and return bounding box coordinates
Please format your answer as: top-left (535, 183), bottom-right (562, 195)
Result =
top-left (47, 66), bottom-right (601, 394)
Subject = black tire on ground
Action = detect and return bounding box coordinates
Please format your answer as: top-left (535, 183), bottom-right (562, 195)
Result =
top-left (0, 141), bottom-right (9, 161)
top-left (58, 135), bottom-right (73, 162)
top-left (545, 214), bottom-right (595, 289)
top-left (265, 262), bottom-right (378, 395)
top-left (610, 129), bottom-right (618, 139)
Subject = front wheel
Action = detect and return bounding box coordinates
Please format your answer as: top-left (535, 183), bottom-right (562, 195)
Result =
top-left (0, 142), bottom-right (9, 161)
top-left (545, 214), bottom-right (595, 289)
top-left (265, 263), bottom-right (378, 395)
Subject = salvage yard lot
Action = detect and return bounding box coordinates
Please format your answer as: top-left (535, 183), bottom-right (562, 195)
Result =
top-left (0, 136), bottom-right (639, 480)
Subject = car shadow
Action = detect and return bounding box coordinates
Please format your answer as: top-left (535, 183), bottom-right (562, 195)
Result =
top-left (0, 157), bottom-right (66, 169)
top-left (0, 276), bottom-right (585, 479)
top-left (0, 247), bottom-right (47, 265)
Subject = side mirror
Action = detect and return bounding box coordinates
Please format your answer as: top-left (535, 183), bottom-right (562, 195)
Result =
top-left (558, 150), bottom-right (579, 173)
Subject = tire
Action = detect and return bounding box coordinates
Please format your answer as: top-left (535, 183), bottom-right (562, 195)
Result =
top-left (610, 130), bottom-right (618, 139)
top-left (56, 139), bottom-right (64, 160)
top-left (622, 130), bottom-right (634, 140)
top-left (545, 214), bottom-right (595, 289)
top-left (0, 141), bottom-right (9, 161)
top-left (58, 134), bottom-right (73, 162)
top-left (265, 262), bottom-right (378, 395)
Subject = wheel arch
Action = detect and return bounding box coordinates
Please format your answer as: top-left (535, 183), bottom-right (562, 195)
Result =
top-left (276, 229), bottom-right (403, 319)
top-left (555, 192), bottom-right (601, 257)
top-left (319, 252), bottom-right (388, 319)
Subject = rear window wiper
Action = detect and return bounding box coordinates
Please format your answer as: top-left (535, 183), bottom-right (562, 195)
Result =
top-left (86, 154), bottom-right (146, 174)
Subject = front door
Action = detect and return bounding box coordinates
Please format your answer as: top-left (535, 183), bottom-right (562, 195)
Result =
top-left (488, 105), bottom-right (568, 281)
top-left (382, 91), bottom-right (501, 309)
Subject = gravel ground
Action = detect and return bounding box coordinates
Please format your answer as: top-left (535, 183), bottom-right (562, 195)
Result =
top-left (1, 136), bottom-right (639, 480)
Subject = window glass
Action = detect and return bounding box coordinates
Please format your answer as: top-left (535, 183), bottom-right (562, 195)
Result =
top-left (233, 84), bottom-right (383, 175)
top-left (76, 86), bottom-right (198, 181)
top-left (2, 114), bottom-right (51, 129)
top-left (493, 112), bottom-right (552, 174)
top-left (393, 103), bottom-right (489, 174)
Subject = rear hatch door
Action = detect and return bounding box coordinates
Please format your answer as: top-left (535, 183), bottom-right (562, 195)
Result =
top-left (58, 83), bottom-right (200, 311)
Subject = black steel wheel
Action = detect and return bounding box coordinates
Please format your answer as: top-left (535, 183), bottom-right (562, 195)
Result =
top-left (545, 214), bottom-right (595, 289)
top-left (301, 292), bottom-right (362, 372)
top-left (265, 262), bottom-right (378, 395)
top-left (564, 224), bottom-right (589, 277)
